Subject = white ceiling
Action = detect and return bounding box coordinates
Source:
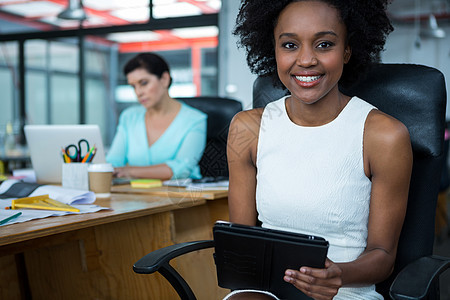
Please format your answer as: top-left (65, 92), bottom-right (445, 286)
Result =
top-left (0, 0), bottom-right (221, 32)
top-left (0, 0), bottom-right (221, 44)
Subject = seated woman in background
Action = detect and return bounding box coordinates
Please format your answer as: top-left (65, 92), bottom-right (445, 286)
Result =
top-left (106, 53), bottom-right (207, 180)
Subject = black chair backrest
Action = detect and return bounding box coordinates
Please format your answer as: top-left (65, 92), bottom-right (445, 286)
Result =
top-left (179, 96), bottom-right (242, 178)
top-left (253, 63), bottom-right (447, 297)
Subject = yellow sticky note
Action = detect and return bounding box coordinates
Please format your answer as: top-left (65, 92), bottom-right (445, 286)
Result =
top-left (130, 179), bottom-right (162, 189)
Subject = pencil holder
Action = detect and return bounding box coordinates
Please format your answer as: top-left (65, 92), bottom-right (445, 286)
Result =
top-left (62, 163), bottom-right (89, 191)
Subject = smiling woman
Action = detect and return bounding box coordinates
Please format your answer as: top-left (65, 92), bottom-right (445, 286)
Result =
top-left (225, 0), bottom-right (412, 299)
top-left (106, 53), bottom-right (207, 180)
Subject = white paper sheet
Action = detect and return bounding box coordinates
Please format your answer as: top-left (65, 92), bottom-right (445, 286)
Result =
top-left (0, 204), bottom-right (108, 225)
top-left (185, 180), bottom-right (229, 191)
top-left (0, 179), bottom-right (95, 205)
top-left (0, 179), bottom-right (110, 226)
top-left (162, 178), bottom-right (192, 187)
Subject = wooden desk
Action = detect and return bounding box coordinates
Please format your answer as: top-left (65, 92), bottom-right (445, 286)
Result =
top-left (0, 191), bottom-right (230, 300)
top-left (111, 184), bottom-right (228, 200)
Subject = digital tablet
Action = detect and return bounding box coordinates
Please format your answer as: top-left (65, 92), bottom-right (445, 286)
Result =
top-left (213, 221), bottom-right (329, 300)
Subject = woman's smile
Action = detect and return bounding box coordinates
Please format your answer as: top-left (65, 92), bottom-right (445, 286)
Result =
top-left (293, 74), bottom-right (323, 87)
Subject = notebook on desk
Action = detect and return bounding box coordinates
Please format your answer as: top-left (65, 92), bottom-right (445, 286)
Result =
top-left (24, 125), bottom-right (106, 184)
top-left (213, 221), bottom-right (329, 299)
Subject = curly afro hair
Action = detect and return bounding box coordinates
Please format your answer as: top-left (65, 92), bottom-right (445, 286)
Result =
top-left (233, 0), bottom-right (393, 88)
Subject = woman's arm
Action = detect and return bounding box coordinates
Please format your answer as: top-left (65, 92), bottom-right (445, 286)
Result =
top-left (338, 110), bottom-right (412, 284)
top-left (113, 164), bottom-right (173, 180)
top-left (164, 117), bottom-right (207, 178)
top-left (284, 110), bottom-right (413, 299)
top-left (227, 109), bottom-right (263, 226)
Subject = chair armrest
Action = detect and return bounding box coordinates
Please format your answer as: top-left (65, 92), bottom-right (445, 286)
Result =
top-left (133, 240), bottom-right (214, 274)
top-left (133, 240), bottom-right (214, 300)
top-left (390, 255), bottom-right (450, 300)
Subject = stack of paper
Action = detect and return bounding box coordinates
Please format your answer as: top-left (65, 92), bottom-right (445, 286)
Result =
top-left (185, 180), bottom-right (229, 191)
top-left (162, 178), bottom-right (192, 187)
top-left (0, 179), bottom-right (110, 226)
top-left (162, 178), bottom-right (229, 191)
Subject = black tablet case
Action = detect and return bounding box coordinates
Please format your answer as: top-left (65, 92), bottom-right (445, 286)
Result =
top-left (213, 221), bottom-right (329, 300)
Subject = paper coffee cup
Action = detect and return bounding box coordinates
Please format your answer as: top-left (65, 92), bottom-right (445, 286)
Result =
top-left (88, 163), bottom-right (114, 198)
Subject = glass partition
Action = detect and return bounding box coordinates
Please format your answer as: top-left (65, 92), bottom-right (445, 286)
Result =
top-left (25, 40), bottom-right (47, 68)
top-left (0, 42), bottom-right (18, 146)
top-left (0, 1), bottom-right (220, 148)
top-left (50, 41), bottom-right (79, 73)
top-left (50, 74), bottom-right (79, 124)
top-left (26, 71), bottom-right (48, 124)
top-left (0, 68), bottom-right (14, 131)
top-left (86, 78), bottom-right (108, 141)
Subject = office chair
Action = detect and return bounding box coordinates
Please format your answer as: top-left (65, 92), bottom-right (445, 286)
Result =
top-left (134, 64), bottom-right (450, 300)
top-left (178, 97), bottom-right (242, 179)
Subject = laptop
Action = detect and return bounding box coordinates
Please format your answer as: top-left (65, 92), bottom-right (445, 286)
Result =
top-left (24, 124), bottom-right (106, 183)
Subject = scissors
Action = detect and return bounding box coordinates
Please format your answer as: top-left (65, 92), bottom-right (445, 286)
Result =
top-left (65, 139), bottom-right (90, 162)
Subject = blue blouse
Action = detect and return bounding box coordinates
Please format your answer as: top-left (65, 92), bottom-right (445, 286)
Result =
top-left (106, 102), bottom-right (207, 179)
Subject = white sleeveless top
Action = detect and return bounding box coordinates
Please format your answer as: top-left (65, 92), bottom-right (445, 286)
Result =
top-left (256, 96), bottom-right (383, 299)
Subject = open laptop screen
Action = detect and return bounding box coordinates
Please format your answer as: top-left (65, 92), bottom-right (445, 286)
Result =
top-left (24, 125), bottom-right (106, 184)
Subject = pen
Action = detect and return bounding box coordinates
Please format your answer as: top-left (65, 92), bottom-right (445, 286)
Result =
top-left (81, 146), bottom-right (95, 163)
top-left (87, 148), bottom-right (97, 163)
top-left (62, 148), bottom-right (71, 163)
top-left (0, 212), bottom-right (22, 225)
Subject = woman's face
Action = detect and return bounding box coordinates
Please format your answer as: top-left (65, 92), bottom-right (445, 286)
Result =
top-left (274, 0), bottom-right (351, 105)
top-left (126, 68), bottom-right (170, 110)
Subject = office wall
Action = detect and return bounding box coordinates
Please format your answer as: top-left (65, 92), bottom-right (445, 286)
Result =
top-left (381, 22), bottom-right (450, 119)
top-left (218, 1), bottom-right (256, 110)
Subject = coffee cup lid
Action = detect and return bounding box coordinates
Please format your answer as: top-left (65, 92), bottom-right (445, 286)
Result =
top-left (88, 163), bottom-right (114, 172)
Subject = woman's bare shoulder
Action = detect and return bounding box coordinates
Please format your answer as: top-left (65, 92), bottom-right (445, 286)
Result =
top-left (232, 108), bottom-right (264, 123)
top-left (228, 108), bottom-right (264, 161)
top-left (364, 109), bottom-right (412, 175)
top-left (229, 108), bottom-right (264, 137)
top-left (365, 109), bottom-right (410, 144)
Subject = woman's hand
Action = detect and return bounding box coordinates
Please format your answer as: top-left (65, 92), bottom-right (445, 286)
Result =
top-left (284, 259), bottom-right (342, 300)
top-left (114, 166), bottom-right (132, 178)
top-left (112, 164), bottom-right (173, 180)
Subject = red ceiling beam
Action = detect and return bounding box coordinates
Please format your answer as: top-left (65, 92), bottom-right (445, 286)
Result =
top-left (119, 36), bottom-right (218, 53)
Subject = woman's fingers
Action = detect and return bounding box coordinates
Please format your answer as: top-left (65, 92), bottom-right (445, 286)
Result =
top-left (114, 167), bottom-right (128, 178)
top-left (283, 261), bottom-right (342, 300)
top-left (283, 273), bottom-right (338, 300)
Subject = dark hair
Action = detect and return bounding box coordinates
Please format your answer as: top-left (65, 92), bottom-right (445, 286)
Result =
top-left (123, 52), bottom-right (173, 87)
top-left (233, 0), bottom-right (393, 88)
